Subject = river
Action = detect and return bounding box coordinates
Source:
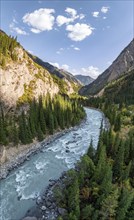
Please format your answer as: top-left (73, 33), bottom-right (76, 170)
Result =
top-left (0, 108), bottom-right (105, 220)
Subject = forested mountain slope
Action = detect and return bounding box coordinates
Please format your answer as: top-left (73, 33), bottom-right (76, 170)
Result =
top-left (79, 39), bottom-right (134, 96)
top-left (103, 69), bottom-right (134, 104)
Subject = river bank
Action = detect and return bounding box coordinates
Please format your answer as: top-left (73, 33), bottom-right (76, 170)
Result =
top-left (1, 108), bottom-right (109, 220)
top-left (0, 118), bottom-right (87, 180)
top-left (22, 109), bottom-right (110, 220)
top-left (23, 171), bottom-right (68, 220)
top-left (0, 107), bottom-right (110, 180)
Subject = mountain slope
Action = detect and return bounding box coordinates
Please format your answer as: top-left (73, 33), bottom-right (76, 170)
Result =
top-left (75, 74), bottom-right (94, 85)
top-left (0, 31), bottom-right (80, 111)
top-left (28, 54), bottom-right (81, 91)
top-left (103, 69), bottom-right (134, 104)
top-left (79, 39), bottom-right (134, 96)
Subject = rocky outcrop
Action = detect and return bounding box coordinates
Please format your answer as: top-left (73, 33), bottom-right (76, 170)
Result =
top-left (0, 46), bottom-right (59, 108)
top-left (23, 172), bottom-right (68, 220)
top-left (0, 31), bottom-right (81, 112)
top-left (80, 39), bottom-right (134, 96)
top-left (0, 146), bottom-right (7, 164)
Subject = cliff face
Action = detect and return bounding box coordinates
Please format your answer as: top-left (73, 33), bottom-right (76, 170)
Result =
top-left (0, 31), bottom-right (80, 111)
top-left (0, 46), bottom-right (59, 108)
top-left (79, 39), bottom-right (134, 96)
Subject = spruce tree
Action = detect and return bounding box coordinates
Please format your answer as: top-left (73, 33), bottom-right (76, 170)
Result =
top-left (87, 138), bottom-right (95, 160)
top-left (113, 140), bottom-right (125, 182)
top-left (37, 124), bottom-right (44, 141)
top-left (116, 188), bottom-right (134, 220)
top-left (48, 112), bottom-right (54, 134)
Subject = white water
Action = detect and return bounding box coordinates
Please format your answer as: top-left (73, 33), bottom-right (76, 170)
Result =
top-left (0, 108), bottom-right (104, 220)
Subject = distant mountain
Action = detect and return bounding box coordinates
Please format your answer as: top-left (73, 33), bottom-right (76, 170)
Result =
top-left (79, 39), bottom-right (134, 96)
top-left (75, 75), bottom-right (94, 85)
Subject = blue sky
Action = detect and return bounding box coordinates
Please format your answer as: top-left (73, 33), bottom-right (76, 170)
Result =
top-left (1, 0), bottom-right (133, 78)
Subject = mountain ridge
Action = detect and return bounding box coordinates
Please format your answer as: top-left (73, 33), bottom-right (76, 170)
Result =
top-left (79, 39), bottom-right (134, 96)
top-left (75, 74), bottom-right (94, 85)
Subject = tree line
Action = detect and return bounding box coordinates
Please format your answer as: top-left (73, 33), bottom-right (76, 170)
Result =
top-left (0, 94), bottom-right (85, 146)
top-left (0, 32), bottom-right (19, 67)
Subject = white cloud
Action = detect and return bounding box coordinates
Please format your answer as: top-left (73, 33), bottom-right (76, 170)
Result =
top-left (56, 48), bottom-right (64, 54)
top-left (28, 50), bottom-right (34, 54)
top-left (56, 8), bottom-right (79, 27)
top-left (23, 8), bottom-right (55, 33)
top-left (10, 23), bottom-right (28, 35)
top-left (65, 7), bottom-right (77, 17)
top-left (74, 47), bottom-right (80, 51)
top-left (61, 64), bottom-right (69, 70)
top-left (56, 15), bottom-right (73, 26)
top-left (103, 16), bottom-right (107, 19)
top-left (14, 27), bottom-right (28, 35)
top-left (79, 14), bottom-right (85, 20)
top-left (31, 28), bottom-right (41, 33)
top-left (66, 23), bottom-right (93, 41)
top-left (50, 62), bottom-right (69, 71)
top-left (101, 6), bottom-right (109, 13)
top-left (50, 62), bottom-right (60, 68)
top-left (56, 7), bottom-right (84, 26)
top-left (56, 51), bottom-right (61, 54)
top-left (81, 66), bottom-right (101, 79)
top-left (92, 11), bottom-right (99, 18)
top-left (13, 18), bottom-right (18, 24)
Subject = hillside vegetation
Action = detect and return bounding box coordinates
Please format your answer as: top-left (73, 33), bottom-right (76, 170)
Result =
top-left (104, 69), bottom-right (134, 105)
top-left (53, 70), bottom-right (134, 220)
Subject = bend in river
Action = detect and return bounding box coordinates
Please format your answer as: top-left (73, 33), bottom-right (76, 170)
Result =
top-left (0, 108), bottom-right (106, 220)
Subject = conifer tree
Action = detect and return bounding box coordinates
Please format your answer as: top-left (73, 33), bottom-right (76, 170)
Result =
top-left (39, 108), bottom-right (46, 134)
top-left (113, 140), bottom-right (125, 182)
top-left (87, 138), bottom-right (95, 160)
top-left (48, 112), bottom-right (54, 134)
top-left (68, 177), bottom-right (80, 219)
top-left (37, 124), bottom-right (44, 141)
top-left (12, 121), bottom-right (19, 145)
top-left (116, 188), bottom-right (134, 220)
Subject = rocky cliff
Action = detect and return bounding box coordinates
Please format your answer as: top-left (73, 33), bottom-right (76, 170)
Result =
top-left (79, 39), bottom-right (134, 96)
top-left (0, 31), bottom-right (80, 111)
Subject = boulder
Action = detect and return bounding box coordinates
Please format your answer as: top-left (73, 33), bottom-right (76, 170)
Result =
top-left (45, 200), bottom-right (52, 207)
top-left (58, 208), bottom-right (67, 216)
top-left (40, 205), bottom-right (46, 211)
top-left (36, 196), bottom-right (42, 205)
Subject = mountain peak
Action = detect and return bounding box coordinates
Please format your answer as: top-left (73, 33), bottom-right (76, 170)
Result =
top-left (79, 39), bottom-right (134, 96)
